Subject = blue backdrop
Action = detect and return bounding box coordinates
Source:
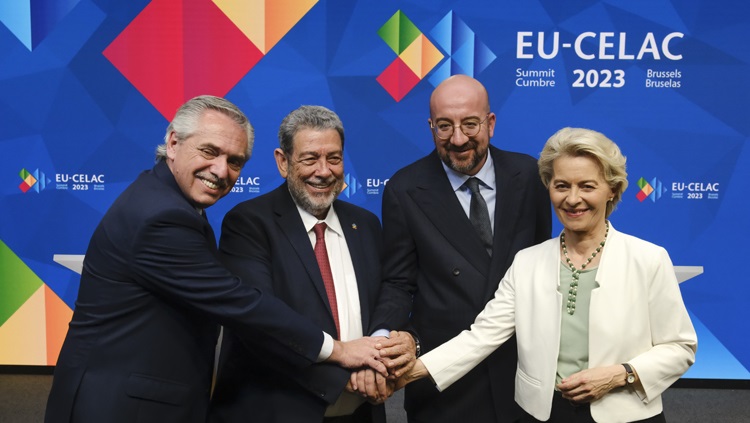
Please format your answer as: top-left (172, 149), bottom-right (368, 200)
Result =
top-left (1, 0), bottom-right (748, 379)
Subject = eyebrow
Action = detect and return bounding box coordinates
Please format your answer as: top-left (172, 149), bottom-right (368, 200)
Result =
top-left (434, 115), bottom-right (482, 121)
top-left (199, 142), bottom-right (247, 162)
top-left (297, 149), bottom-right (343, 157)
top-left (552, 178), bottom-right (600, 184)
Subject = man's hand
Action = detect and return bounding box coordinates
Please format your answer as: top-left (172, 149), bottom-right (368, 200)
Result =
top-left (376, 331), bottom-right (417, 378)
top-left (347, 369), bottom-right (394, 404)
top-left (556, 364), bottom-right (626, 403)
top-left (327, 337), bottom-right (387, 376)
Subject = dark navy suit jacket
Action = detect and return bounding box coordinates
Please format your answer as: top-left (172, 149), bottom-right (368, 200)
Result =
top-left (210, 183), bottom-right (385, 423)
top-left (370, 146), bottom-right (552, 423)
top-left (45, 161), bottom-right (323, 423)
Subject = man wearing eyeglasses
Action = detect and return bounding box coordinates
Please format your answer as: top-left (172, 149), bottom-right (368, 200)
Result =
top-left (372, 75), bottom-right (552, 423)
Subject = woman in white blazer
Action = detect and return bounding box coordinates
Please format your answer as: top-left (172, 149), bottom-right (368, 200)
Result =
top-left (387, 127), bottom-right (697, 423)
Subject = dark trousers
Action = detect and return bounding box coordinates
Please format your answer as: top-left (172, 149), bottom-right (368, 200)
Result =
top-left (520, 391), bottom-right (666, 423)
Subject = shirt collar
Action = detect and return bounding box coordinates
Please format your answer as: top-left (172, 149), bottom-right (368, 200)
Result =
top-left (441, 152), bottom-right (496, 192)
top-left (294, 201), bottom-right (343, 236)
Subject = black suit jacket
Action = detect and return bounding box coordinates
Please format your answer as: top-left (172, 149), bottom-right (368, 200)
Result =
top-left (371, 146), bottom-right (552, 423)
top-left (45, 162), bottom-right (323, 423)
top-left (210, 183), bottom-right (385, 423)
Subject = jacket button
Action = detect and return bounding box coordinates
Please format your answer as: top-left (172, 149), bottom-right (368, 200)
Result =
top-left (452, 268), bottom-right (460, 276)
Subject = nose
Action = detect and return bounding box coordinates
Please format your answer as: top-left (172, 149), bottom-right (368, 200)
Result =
top-left (449, 125), bottom-right (469, 146)
top-left (566, 187), bottom-right (580, 205)
top-left (211, 157), bottom-right (229, 179)
top-left (312, 158), bottom-right (333, 177)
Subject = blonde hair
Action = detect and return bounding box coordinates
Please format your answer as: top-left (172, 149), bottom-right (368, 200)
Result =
top-left (538, 127), bottom-right (628, 217)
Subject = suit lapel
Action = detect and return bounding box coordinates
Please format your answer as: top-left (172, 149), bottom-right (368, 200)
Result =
top-left (488, 146), bottom-right (526, 290)
top-left (272, 185), bottom-right (335, 319)
top-left (153, 161), bottom-right (218, 252)
top-left (410, 152), bottom-right (492, 277)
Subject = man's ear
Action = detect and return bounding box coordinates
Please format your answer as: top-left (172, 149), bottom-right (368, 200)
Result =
top-left (166, 131), bottom-right (179, 161)
top-left (274, 148), bottom-right (289, 178)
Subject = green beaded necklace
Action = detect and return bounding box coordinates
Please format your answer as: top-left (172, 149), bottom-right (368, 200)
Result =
top-left (560, 220), bottom-right (609, 315)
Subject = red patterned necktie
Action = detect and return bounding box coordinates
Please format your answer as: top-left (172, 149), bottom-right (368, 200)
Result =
top-left (313, 223), bottom-right (340, 338)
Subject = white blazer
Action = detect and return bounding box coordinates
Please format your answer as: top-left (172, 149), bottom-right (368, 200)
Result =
top-left (420, 224), bottom-right (697, 423)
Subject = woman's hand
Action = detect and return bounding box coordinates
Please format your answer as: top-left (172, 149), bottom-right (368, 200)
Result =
top-left (393, 358), bottom-right (429, 390)
top-left (556, 364), bottom-right (628, 403)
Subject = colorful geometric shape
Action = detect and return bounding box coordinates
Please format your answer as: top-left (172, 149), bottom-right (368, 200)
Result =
top-left (0, 0), bottom-right (81, 50)
top-left (376, 57), bottom-right (420, 102)
top-left (342, 173), bottom-right (362, 198)
top-left (400, 34), bottom-right (444, 79)
top-left (0, 286), bottom-right (47, 365)
top-left (636, 176), bottom-right (665, 202)
top-left (44, 284), bottom-right (73, 364)
top-left (0, 283), bottom-right (72, 365)
top-left (428, 10), bottom-right (496, 85)
top-left (18, 168), bottom-right (50, 193)
top-left (378, 10), bottom-right (421, 55)
top-left (103, 0), bottom-right (263, 120)
top-left (18, 169), bottom-right (37, 193)
top-left (474, 36), bottom-right (497, 75)
top-left (377, 9), bottom-right (495, 101)
top-left (213, 0), bottom-right (318, 54)
top-left (0, 239), bottom-right (43, 327)
top-left (430, 10), bottom-right (470, 55)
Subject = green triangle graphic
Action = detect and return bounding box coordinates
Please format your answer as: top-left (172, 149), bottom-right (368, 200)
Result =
top-left (0, 239), bottom-right (44, 326)
top-left (378, 10), bottom-right (421, 55)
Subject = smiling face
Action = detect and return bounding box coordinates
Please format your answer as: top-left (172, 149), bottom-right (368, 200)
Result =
top-left (275, 128), bottom-right (344, 219)
top-left (549, 154), bottom-right (614, 239)
top-left (166, 110), bottom-right (248, 209)
top-left (429, 75), bottom-right (495, 176)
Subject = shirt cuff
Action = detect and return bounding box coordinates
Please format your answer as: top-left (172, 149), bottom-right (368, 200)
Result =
top-left (370, 329), bottom-right (391, 338)
top-left (317, 331), bottom-right (334, 362)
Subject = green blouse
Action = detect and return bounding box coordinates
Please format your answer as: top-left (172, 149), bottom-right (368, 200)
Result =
top-left (556, 262), bottom-right (599, 384)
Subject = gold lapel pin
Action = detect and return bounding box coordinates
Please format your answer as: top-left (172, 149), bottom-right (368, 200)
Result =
top-left (351, 224), bottom-right (358, 230)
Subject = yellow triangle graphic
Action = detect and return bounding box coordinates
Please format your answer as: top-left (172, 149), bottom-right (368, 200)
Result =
top-left (0, 286), bottom-right (47, 365)
top-left (214, 0), bottom-right (318, 54)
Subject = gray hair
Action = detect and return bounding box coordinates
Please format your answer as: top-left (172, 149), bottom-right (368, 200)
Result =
top-left (155, 95), bottom-right (254, 162)
top-left (278, 105), bottom-right (344, 155)
top-left (538, 127), bottom-right (628, 217)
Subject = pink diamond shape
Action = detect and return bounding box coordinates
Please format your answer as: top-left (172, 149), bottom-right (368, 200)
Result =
top-left (103, 0), bottom-right (263, 120)
top-left (376, 57), bottom-right (420, 102)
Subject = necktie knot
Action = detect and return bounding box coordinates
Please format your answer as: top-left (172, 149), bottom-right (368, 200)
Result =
top-left (465, 177), bottom-right (482, 194)
top-left (313, 222), bottom-right (327, 240)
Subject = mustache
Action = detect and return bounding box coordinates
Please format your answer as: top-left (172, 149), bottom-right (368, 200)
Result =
top-left (196, 172), bottom-right (228, 190)
top-left (305, 175), bottom-right (338, 186)
top-left (444, 141), bottom-right (477, 152)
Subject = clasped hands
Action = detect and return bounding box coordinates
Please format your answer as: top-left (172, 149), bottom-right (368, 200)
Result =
top-left (342, 331), bottom-right (417, 404)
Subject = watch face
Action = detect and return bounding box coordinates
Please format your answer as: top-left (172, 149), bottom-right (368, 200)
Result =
top-left (627, 375), bottom-right (636, 384)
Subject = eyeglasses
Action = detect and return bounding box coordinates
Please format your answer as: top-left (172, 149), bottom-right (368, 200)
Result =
top-left (430, 113), bottom-right (490, 140)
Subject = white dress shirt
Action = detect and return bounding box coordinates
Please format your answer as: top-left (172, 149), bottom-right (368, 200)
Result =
top-left (296, 204), bottom-right (366, 416)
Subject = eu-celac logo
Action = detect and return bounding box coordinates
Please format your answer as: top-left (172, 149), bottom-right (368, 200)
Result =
top-left (19, 168), bottom-right (51, 193)
top-left (377, 10), bottom-right (496, 101)
top-left (636, 177), bottom-right (666, 202)
top-left (341, 174), bottom-right (362, 199)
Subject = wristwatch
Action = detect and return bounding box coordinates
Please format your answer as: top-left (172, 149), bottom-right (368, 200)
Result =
top-left (412, 335), bottom-right (421, 357)
top-left (622, 363), bottom-right (636, 385)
